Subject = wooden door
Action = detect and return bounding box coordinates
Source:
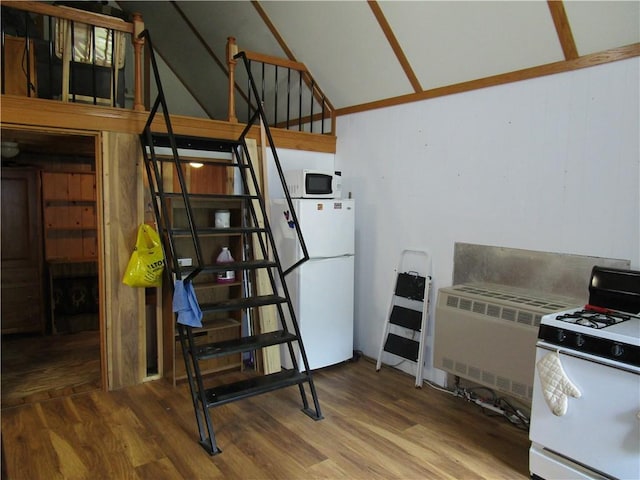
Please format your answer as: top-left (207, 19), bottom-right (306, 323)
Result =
top-left (1, 168), bottom-right (44, 333)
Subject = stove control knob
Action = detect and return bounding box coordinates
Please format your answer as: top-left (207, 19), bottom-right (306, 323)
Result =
top-left (556, 329), bottom-right (566, 342)
top-left (575, 334), bottom-right (585, 347)
top-left (611, 343), bottom-right (624, 357)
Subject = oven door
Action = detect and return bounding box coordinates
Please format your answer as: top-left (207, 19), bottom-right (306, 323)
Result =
top-left (530, 341), bottom-right (640, 480)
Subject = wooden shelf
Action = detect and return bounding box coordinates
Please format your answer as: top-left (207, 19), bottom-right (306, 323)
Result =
top-left (172, 232), bottom-right (243, 238)
top-left (201, 316), bottom-right (241, 331)
top-left (173, 317), bottom-right (240, 341)
top-left (44, 198), bottom-right (95, 203)
top-left (175, 362), bottom-right (242, 383)
top-left (167, 189), bottom-right (247, 385)
top-left (193, 280), bottom-right (242, 290)
top-left (45, 227), bottom-right (96, 231)
top-left (47, 257), bottom-right (97, 264)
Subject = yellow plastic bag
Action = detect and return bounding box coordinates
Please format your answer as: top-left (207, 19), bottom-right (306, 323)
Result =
top-left (122, 224), bottom-right (165, 287)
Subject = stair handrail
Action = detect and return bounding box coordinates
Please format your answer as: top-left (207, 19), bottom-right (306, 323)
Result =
top-left (234, 50), bottom-right (310, 277)
top-left (1, 0), bottom-right (144, 110)
top-left (227, 37), bottom-right (335, 136)
top-left (139, 29), bottom-right (203, 283)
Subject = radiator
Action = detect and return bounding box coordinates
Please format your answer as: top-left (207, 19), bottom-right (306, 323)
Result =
top-left (433, 283), bottom-right (580, 402)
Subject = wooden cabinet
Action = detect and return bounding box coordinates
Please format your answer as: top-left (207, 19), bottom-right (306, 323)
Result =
top-left (1, 168), bottom-right (44, 334)
top-left (41, 171), bottom-right (97, 261)
top-left (41, 171), bottom-right (98, 334)
top-left (168, 197), bottom-right (244, 383)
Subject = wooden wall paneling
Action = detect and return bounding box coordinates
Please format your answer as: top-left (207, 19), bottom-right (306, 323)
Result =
top-left (140, 164), bottom-right (163, 381)
top-left (93, 133), bottom-right (107, 390)
top-left (81, 205), bottom-right (97, 228)
top-left (41, 172), bottom-right (69, 199)
top-left (83, 229), bottom-right (98, 258)
top-left (80, 173), bottom-right (97, 200)
top-left (41, 171), bottom-right (98, 262)
top-left (102, 131), bottom-right (145, 389)
top-left (187, 162), bottom-right (227, 194)
top-left (68, 174), bottom-right (83, 199)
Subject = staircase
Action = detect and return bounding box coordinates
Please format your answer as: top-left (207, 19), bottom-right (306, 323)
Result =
top-left (138, 31), bottom-right (322, 455)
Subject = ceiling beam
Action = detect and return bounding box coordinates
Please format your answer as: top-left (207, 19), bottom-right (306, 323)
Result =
top-left (336, 43), bottom-right (640, 117)
top-left (368, 1), bottom-right (422, 93)
top-left (547, 1), bottom-right (579, 60)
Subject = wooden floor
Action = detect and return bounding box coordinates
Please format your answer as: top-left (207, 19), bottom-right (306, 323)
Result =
top-left (1, 358), bottom-right (531, 479)
top-left (1, 330), bottom-right (101, 408)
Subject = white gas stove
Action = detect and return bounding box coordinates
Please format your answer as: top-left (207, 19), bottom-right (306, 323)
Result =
top-left (529, 266), bottom-right (640, 480)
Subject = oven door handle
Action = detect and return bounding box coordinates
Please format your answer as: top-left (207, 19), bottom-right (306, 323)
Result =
top-left (537, 341), bottom-right (640, 375)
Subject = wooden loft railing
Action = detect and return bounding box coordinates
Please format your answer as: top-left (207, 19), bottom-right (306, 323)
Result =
top-left (227, 37), bottom-right (336, 136)
top-left (1, 1), bottom-right (144, 111)
top-left (0, 3), bottom-right (336, 147)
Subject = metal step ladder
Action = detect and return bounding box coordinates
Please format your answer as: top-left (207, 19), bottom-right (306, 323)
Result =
top-left (376, 249), bottom-right (432, 387)
top-left (138, 30), bottom-right (322, 455)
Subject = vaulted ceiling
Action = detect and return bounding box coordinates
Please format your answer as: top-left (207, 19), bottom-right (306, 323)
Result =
top-left (120, 1), bottom-right (639, 121)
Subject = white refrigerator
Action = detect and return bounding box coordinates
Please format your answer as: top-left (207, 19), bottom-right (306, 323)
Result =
top-left (271, 198), bottom-right (355, 371)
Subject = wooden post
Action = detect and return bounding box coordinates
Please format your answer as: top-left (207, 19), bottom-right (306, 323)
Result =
top-left (227, 36), bottom-right (238, 123)
top-left (132, 13), bottom-right (145, 112)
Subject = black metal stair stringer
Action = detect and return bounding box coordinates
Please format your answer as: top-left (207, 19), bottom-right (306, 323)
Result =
top-left (137, 29), bottom-right (323, 456)
top-left (232, 134), bottom-right (319, 414)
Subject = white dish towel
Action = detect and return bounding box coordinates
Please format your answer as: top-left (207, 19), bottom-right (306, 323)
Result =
top-left (537, 351), bottom-right (581, 416)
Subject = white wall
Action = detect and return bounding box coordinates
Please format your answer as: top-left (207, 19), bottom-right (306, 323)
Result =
top-left (336, 58), bottom-right (640, 383)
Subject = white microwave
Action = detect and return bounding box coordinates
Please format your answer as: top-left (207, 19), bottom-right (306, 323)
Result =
top-left (284, 169), bottom-right (341, 198)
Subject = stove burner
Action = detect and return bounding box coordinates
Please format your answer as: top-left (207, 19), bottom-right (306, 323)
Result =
top-left (556, 309), bottom-right (631, 329)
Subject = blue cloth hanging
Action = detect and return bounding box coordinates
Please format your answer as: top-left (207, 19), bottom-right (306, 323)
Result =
top-left (173, 279), bottom-right (203, 328)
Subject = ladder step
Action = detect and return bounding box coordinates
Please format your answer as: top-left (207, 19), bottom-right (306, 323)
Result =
top-left (141, 52), bottom-right (324, 456)
top-left (149, 132), bottom-right (241, 152)
top-left (178, 259), bottom-right (277, 275)
top-left (170, 226), bottom-right (268, 237)
top-left (389, 305), bottom-right (423, 331)
top-left (384, 333), bottom-right (420, 361)
top-left (154, 157), bottom-right (247, 169)
top-left (195, 330), bottom-right (298, 360)
top-left (395, 272), bottom-right (427, 301)
top-left (160, 192), bottom-right (259, 201)
top-left (203, 369), bottom-right (309, 408)
top-left (200, 294), bottom-right (287, 314)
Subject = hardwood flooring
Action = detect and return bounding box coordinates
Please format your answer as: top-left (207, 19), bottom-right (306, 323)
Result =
top-left (1, 357), bottom-right (531, 479)
top-left (1, 330), bottom-right (101, 407)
